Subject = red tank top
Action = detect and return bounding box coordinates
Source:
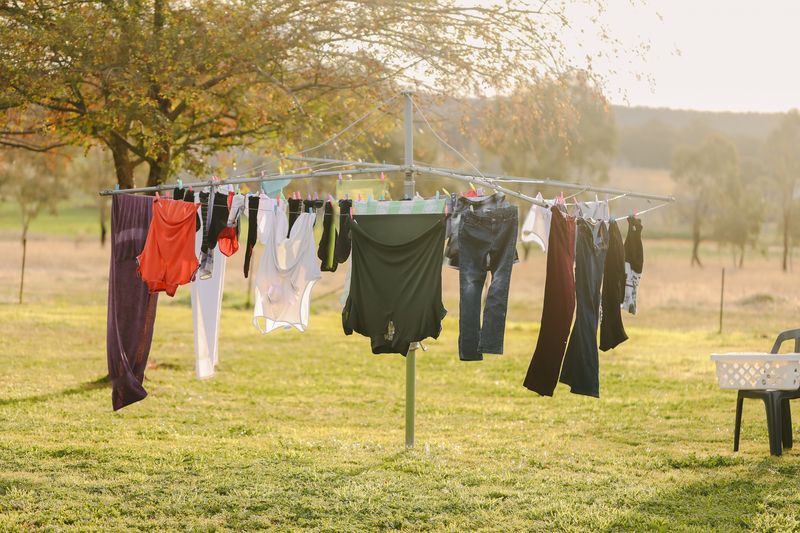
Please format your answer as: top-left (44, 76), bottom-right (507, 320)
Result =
top-left (137, 197), bottom-right (199, 296)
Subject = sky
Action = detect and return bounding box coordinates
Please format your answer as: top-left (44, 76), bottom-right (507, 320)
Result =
top-left (564, 0), bottom-right (800, 113)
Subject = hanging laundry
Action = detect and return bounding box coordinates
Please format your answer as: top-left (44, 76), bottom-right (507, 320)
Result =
top-left (243, 194), bottom-right (261, 278)
top-left (198, 189), bottom-right (231, 279)
top-left (253, 199), bottom-right (321, 333)
top-left (177, 191), bottom-right (227, 380)
top-left (599, 220), bottom-right (628, 351)
top-left (317, 200), bottom-right (339, 272)
top-left (523, 207), bottom-right (577, 396)
top-left (576, 200), bottom-right (610, 221)
top-left (343, 213), bottom-right (447, 355)
top-left (457, 205), bottom-right (518, 361)
top-left (173, 186), bottom-right (201, 230)
top-left (335, 198), bottom-right (353, 262)
top-left (559, 218), bottom-right (609, 398)
top-left (217, 192), bottom-right (244, 257)
top-left (520, 193), bottom-right (552, 252)
top-left (107, 194), bottom-right (159, 410)
top-left (445, 192), bottom-right (516, 268)
top-left (623, 217), bottom-right (644, 314)
top-left (137, 196), bottom-right (199, 296)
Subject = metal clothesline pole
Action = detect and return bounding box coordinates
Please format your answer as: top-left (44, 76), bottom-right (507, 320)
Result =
top-left (286, 156), bottom-right (676, 204)
top-left (402, 91), bottom-right (417, 449)
top-left (98, 166), bottom-right (403, 196)
top-left (411, 164), bottom-right (676, 203)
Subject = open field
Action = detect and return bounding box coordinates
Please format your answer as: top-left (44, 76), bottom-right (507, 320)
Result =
top-left (0, 206), bottom-right (799, 531)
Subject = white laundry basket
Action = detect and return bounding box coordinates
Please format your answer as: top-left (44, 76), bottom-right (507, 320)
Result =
top-left (711, 353), bottom-right (800, 390)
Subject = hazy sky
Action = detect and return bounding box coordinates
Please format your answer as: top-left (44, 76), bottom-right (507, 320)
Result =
top-left (566, 0), bottom-right (800, 112)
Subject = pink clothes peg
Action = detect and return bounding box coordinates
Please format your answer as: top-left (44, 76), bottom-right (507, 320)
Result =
top-left (358, 193), bottom-right (362, 202)
top-left (380, 171), bottom-right (385, 182)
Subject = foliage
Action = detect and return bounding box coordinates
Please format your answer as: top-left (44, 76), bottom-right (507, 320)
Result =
top-left (0, 0), bottom-right (618, 188)
top-left (671, 134), bottom-right (740, 267)
top-left (0, 149), bottom-right (65, 302)
top-left (710, 157), bottom-right (765, 267)
top-left (478, 72), bottom-right (616, 182)
top-left (764, 110), bottom-right (800, 272)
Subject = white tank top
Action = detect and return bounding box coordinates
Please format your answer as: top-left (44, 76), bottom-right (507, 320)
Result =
top-left (253, 199), bottom-right (321, 333)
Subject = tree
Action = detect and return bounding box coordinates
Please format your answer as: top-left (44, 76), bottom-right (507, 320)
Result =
top-left (0, 150), bottom-right (64, 303)
top-left (0, 1), bottom-right (623, 188)
top-left (711, 159), bottom-right (765, 268)
top-left (765, 110), bottom-right (800, 272)
top-left (671, 134), bottom-right (740, 267)
top-left (64, 147), bottom-right (117, 246)
top-left (478, 71), bottom-right (617, 183)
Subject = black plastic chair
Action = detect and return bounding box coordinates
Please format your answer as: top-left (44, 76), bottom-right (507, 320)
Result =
top-left (734, 329), bottom-right (800, 456)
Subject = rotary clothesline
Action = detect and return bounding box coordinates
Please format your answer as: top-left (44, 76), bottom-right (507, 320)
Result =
top-left (99, 91), bottom-right (675, 448)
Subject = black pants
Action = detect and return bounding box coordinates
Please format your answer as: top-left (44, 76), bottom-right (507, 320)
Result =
top-left (599, 219), bottom-right (628, 351)
top-left (457, 206), bottom-right (518, 361)
top-left (559, 219), bottom-right (608, 397)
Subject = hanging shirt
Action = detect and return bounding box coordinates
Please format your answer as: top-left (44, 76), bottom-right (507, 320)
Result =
top-left (343, 213), bottom-right (447, 355)
top-left (253, 200), bottom-right (321, 333)
top-left (520, 193), bottom-right (552, 252)
top-left (137, 197), bottom-right (199, 297)
top-left (576, 200), bottom-right (609, 221)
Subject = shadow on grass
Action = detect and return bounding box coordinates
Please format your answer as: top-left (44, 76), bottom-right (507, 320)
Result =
top-left (0, 375), bottom-right (108, 407)
top-left (603, 460), bottom-right (798, 531)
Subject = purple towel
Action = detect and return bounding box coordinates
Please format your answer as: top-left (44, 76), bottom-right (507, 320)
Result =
top-left (106, 194), bottom-right (159, 410)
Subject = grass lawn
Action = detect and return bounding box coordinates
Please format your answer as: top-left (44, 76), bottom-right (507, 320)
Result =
top-left (0, 215), bottom-right (799, 530)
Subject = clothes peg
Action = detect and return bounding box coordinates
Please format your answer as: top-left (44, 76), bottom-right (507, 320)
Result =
top-left (328, 194), bottom-right (334, 203)
top-left (368, 193), bottom-right (373, 202)
top-left (357, 193), bottom-right (362, 202)
top-left (338, 172), bottom-right (343, 183)
top-left (344, 193), bottom-right (348, 200)
top-left (314, 191), bottom-right (319, 201)
top-left (114, 184), bottom-right (120, 191)
top-left (435, 191), bottom-right (440, 200)
top-left (380, 171), bottom-right (385, 182)
top-left (177, 178), bottom-right (183, 189)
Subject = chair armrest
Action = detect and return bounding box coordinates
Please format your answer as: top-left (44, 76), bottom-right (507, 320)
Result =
top-left (770, 328), bottom-right (800, 354)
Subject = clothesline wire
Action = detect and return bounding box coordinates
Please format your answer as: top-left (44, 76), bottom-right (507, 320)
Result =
top-left (225, 94), bottom-right (401, 180)
top-left (614, 201), bottom-right (668, 221)
top-left (411, 98), bottom-right (488, 181)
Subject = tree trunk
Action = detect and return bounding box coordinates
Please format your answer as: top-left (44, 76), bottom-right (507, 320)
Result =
top-left (691, 213), bottom-right (703, 267)
top-left (108, 137), bottom-right (136, 188)
top-left (19, 223), bottom-right (28, 304)
top-left (146, 145), bottom-right (171, 187)
top-left (738, 243), bottom-right (744, 269)
top-left (782, 208), bottom-right (790, 272)
top-left (99, 199), bottom-right (108, 247)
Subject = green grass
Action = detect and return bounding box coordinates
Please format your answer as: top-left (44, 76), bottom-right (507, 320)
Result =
top-left (1, 292), bottom-right (799, 531)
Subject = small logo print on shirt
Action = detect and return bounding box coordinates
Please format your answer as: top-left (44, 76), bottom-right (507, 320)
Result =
top-left (384, 321), bottom-right (395, 341)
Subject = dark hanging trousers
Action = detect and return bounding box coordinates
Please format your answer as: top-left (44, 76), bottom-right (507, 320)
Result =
top-left (106, 194), bottom-right (159, 410)
top-left (457, 205), bottom-right (518, 360)
top-left (599, 219), bottom-right (628, 351)
top-left (523, 207), bottom-right (576, 395)
top-left (560, 219), bottom-right (609, 398)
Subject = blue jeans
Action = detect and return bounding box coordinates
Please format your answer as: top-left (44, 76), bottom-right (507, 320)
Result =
top-left (458, 206), bottom-right (518, 361)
